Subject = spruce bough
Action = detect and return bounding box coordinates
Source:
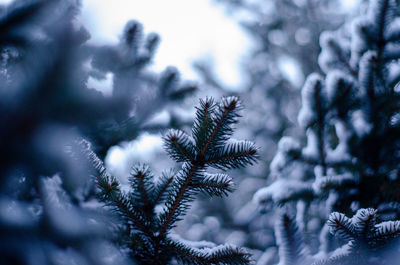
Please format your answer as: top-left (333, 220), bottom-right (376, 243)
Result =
top-left (92, 96), bottom-right (258, 264)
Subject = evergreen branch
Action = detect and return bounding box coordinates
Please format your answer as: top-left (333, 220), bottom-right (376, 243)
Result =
top-left (151, 171), bottom-right (174, 208)
top-left (253, 179), bottom-right (315, 206)
top-left (92, 97), bottom-right (257, 264)
top-left (192, 97), bottom-right (216, 153)
top-left (352, 208), bottom-right (377, 237)
top-left (189, 173), bottom-right (234, 197)
top-left (158, 163), bottom-right (201, 238)
top-left (159, 66), bottom-right (180, 97)
top-left (144, 32), bottom-right (160, 55)
top-left (372, 0), bottom-right (392, 42)
top-left (122, 20), bottom-right (143, 52)
top-left (201, 96), bottom-right (242, 155)
top-left (203, 245), bottom-right (251, 265)
top-left (320, 32), bottom-right (357, 77)
top-left (165, 239), bottom-right (211, 264)
top-left (314, 174), bottom-right (357, 193)
top-left (96, 173), bottom-right (121, 201)
top-left (313, 240), bottom-right (357, 265)
top-left (159, 97), bottom-right (256, 240)
top-left (358, 51), bottom-right (377, 119)
top-left (327, 212), bottom-right (356, 241)
top-left (110, 193), bottom-right (152, 237)
top-left (205, 140), bottom-right (258, 170)
top-left (313, 78), bottom-right (327, 173)
top-left (128, 233), bottom-right (156, 260)
top-left (373, 220), bottom-right (400, 245)
top-left (276, 213), bottom-right (310, 265)
top-left (163, 129), bottom-right (196, 163)
top-left (166, 239), bottom-right (251, 265)
top-left (129, 165), bottom-right (154, 216)
top-left (169, 83), bottom-right (197, 101)
top-left (312, 253), bottom-right (351, 265)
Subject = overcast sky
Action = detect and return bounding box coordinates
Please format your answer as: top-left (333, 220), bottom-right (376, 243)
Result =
top-left (81, 0), bottom-right (252, 88)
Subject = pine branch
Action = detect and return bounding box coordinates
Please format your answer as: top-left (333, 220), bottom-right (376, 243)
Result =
top-left (88, 97), bottom-right (257, 264)
top-left (151, 171), bottom-right (174, 208)
top-left (159, 96), bottom-right (256, 239)
top-left (189, 173), bottom-right (234, 197)
top-left (275, 213), bottom-right (310, 265)
top-left (163, 129), bottom-right (196, 163)
top-left (192, 97), bottom-right (217, 153)
top-left (129, 165), bottom-right (155, 219)
top-left (166, 239), bottom-right (251, 265)
top-left (327, 212), bottom-right (356, 241)
top-left (373, 220), bottom-right (400, 246)
top-left (312, 253), bottom-right (352, 265)
top-left (205, 140), bottom-right (258, 170)
top-left (109, 193), bottom-right (152, 236)
top-left (315, 209), bottom-right (400, 264)
top-left (201, 96), bottom-right (242, 155)
top-left (158, 163), bottom-right (201, 237)
top-left (352, 208), bottom-right (377, 238)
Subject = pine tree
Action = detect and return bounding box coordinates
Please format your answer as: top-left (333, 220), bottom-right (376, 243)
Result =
top-left (253, 0), bottom-right (400, 264)
top-left (88, 96), bottom-right (258, 264)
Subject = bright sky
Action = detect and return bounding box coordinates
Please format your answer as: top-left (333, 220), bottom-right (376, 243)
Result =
top-left (81, 0), bottom-right (252, 88)
top-left (0, 0), bottom-right (360, 171)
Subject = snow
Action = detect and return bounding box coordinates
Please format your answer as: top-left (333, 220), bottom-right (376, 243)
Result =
top-left (253, 179), bottom-right (311, 205)
top-left (302, 129), bottom-right (319, 160)
top-left (319, 29), bottom-right (352, 74)
top-left (375, 220), bottom-right (400, 235)
top-left (326, 121), bottom-right (352, 164)
top-left (325, 70), bottom-right (353, 103)
top-left (270, 137), bottom-right (300, 174)
top-left (298, 73), bottom-right (324, 128)
top-left (169, 232), bottom-right (217, 249)
top-left (41, 176), bottom-right (104, 238)
top-left (350, 18), bottom-right (370, 68)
